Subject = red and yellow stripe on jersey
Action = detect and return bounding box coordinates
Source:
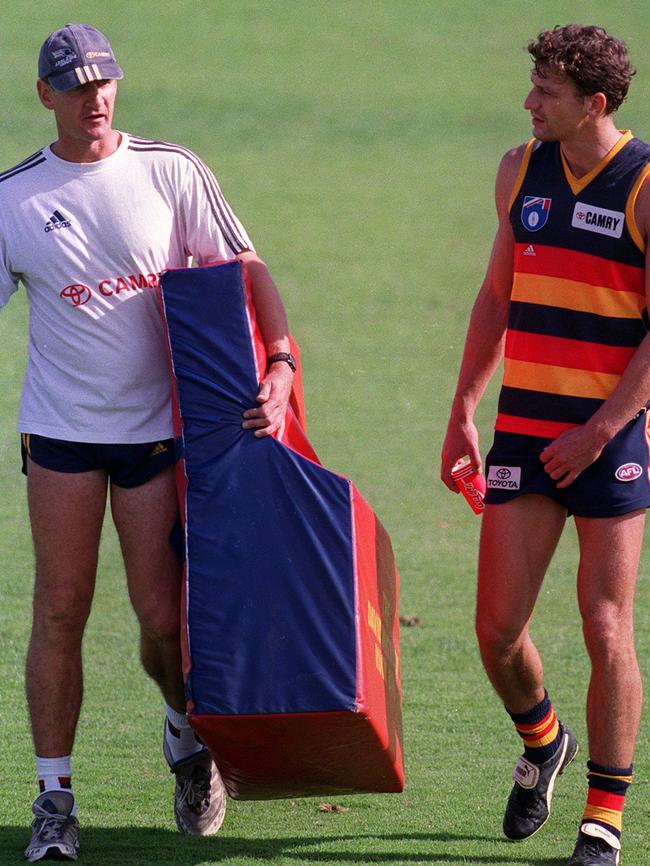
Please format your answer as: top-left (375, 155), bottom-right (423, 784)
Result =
top-left (499, 132), bottom-right (650, 439)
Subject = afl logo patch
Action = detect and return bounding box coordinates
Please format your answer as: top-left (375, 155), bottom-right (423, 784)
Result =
top-left (521, 196), bottom-right (551, 232)
top-left (60, 284), bottom-right (92, 306)
top-left (615, 463), bottom-right (643, 482)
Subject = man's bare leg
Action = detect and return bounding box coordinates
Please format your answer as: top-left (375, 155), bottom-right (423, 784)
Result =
top-left (575, 510), bottom-right (644, 767)
top-left (109, 466), bottom-right (185, 711)
top-left (25, 462), bottom-right (107, 756)
top-left (476, 495), bottom-right (567, 711)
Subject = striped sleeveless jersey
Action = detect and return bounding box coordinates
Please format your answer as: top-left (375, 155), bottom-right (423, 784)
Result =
top-left (497, 131), bottom-right (650, 439)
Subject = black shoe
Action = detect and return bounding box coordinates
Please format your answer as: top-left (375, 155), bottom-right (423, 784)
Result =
top-left (567, 824), bottom-right (620, 865)
top-left (503, 724), bottom-right (578, 840)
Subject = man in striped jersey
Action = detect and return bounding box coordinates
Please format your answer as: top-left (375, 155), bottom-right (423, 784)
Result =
top-left (441, 24), bottom-right (650, 866)
top-left (0, 23), bottom-right (297, 862)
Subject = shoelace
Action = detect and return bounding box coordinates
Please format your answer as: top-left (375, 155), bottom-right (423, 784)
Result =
top-left (177, 766), bottom-right (212, 811)
top-left (31, 806), bottom-right (73, 842)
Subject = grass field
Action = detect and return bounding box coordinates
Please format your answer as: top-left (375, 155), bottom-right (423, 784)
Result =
top-left (1, 1), bottom-right (650, 864)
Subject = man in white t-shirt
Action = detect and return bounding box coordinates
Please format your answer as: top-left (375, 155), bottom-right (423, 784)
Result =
top-left (1, 23), bottom-right (297, 863)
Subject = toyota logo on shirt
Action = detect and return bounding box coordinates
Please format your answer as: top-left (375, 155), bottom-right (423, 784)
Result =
top-left (60, 284), bottom-right (92, 306)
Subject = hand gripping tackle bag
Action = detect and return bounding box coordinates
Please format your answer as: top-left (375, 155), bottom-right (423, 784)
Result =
top-left (159, 260), bottom-right (404, 799)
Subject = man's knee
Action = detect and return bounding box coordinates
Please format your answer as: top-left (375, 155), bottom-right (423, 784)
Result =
top-left (136, 598), bottom-right (181, 645)
top-left (581, 601), bottom-right (635, 661)
top-left (475, 612), bottom-right (524, 660)
top-left (32, 580), bottom-right (93, 640)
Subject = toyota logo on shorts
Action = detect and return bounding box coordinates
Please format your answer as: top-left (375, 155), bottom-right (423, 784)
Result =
top-left (496, 467), bottom-right (512, 479)
top-left (60, 284), bottom-right (92, 306)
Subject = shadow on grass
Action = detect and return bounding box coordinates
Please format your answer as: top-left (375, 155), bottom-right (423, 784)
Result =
top-left (0, 826), bottom-right (567, 865)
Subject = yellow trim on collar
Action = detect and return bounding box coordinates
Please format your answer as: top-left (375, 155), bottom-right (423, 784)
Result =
top-left (561, 130), bottom-right (633, 195)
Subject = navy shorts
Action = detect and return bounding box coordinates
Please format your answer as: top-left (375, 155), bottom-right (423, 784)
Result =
top-left (484, 410), bottom-right (650, 518)
top-left (21, 434), bottom-right (176, 489)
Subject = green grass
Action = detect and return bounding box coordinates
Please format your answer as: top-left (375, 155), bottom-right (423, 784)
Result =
top-left (1, 1), bottom-right (650, 864)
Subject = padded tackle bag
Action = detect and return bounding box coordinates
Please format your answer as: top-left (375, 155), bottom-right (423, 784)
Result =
top-left (159, 260), bottom-right (404, 799)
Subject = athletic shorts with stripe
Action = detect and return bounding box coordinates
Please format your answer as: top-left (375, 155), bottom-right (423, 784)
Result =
top-left (484, 409), bottom-right (650, 518)
top-left (20, 434), bottom-right (176, 489)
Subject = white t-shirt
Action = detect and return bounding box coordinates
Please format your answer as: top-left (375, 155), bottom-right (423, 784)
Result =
top-left (0, 132), bottom-right (253, 443)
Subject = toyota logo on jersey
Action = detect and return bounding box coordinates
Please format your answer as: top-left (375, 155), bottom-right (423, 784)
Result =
top-left (521, 196), bottom-right (552, 232)
top-left (60, 284), bottom-right (92, 306)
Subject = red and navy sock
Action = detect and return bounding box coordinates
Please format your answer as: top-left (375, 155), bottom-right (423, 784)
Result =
top-left (507, 690), bottom-right (562, 764)
top-left (164, 704), bottom-right (204, 765)
top-left (581, 760), bottom-right (633, 843)
top-left (36, 755), bottom-right (76, 815)
top-left (36, 755), bottom-right (73, 795)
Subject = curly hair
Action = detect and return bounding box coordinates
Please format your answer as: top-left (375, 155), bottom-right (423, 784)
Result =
top-left (528, 24), bottom-right (635, 113)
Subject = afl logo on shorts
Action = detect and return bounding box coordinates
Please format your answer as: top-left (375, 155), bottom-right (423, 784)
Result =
top-left (60, 284), bottom-right (92, 306)
top-left (521, 196), bottom-right (552, 232)
top-left (615, 463), bottom-right (643, 482)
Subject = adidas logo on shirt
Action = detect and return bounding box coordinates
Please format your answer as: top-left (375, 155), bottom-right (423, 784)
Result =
top-left (523, 244), bottom-right (536, 256)
top-left (44, 210), bottom-right (72, 232)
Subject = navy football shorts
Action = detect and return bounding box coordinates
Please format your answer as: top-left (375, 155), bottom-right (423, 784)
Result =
top-left (20, 434), bottom-right (176, 489)
top-left (484, 410), bottom-right (650, 518)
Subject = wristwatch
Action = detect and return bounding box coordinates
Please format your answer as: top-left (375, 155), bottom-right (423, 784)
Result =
top-left (266, 352), bottom-right (297, 372)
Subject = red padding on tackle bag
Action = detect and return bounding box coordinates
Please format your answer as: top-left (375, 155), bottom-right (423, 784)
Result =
top-left (159, 260), bottom-right (404, 798)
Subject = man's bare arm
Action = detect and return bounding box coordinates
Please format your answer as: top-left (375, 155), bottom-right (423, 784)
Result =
top-left (440, 145), bottom-right (525, 491)
top-left (238, 251), bottom-right (294, 438)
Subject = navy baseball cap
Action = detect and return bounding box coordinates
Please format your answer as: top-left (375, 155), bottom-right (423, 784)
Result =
top-left (38, 24), bottom-right (124, 91)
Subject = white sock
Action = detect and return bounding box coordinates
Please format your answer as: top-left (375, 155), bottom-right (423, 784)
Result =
top-left (36, 755), bottom-right (76, 814)
top-left (164, 704), bottom-right (204, 764)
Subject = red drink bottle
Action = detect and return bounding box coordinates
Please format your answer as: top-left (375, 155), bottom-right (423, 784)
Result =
top-left (451, 458), bottom-right (486, 515)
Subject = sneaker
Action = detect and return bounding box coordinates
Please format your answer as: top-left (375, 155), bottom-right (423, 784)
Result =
top-left (164, 737), bottom-right (227, 835)
top-left (24, 791), bottom-right (79, 862)
top-left (568, 823), bottom-right (621, 865)
top-left (503, 724), bottom-right (578, 840)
